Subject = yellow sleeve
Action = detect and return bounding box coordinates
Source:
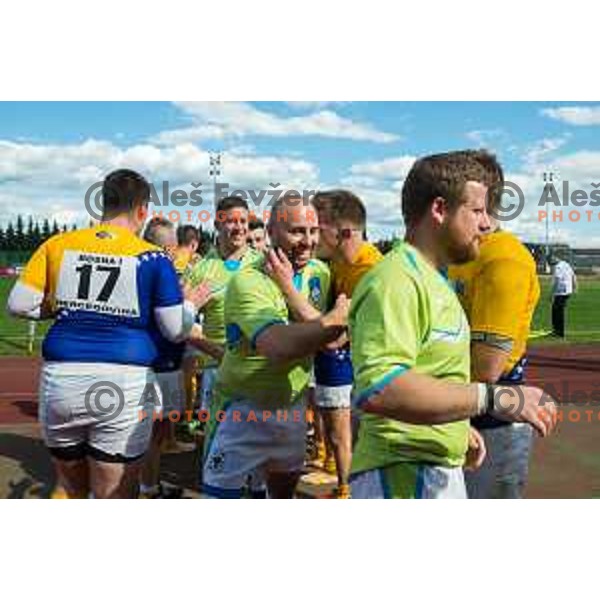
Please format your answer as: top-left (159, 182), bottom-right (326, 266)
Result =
top-left (20, 240), bottom-right (50, 293)
top-left (469, 258), bottom-right (532, 340)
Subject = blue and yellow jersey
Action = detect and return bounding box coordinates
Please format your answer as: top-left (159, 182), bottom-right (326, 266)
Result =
top-left (315, 242), bottom-right (383, 387)
top-left (448, 230), bottom-right (540, 375)
top-left (19, 224), bottom-right (183, 366)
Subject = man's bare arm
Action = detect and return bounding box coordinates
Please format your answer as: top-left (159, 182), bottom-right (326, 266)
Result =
top-left (256, 295), bottom-right (348, 365)
top-left (362, 369), bottom-right (557, 437)
top-left (471, 339), bottom-right (512, 383)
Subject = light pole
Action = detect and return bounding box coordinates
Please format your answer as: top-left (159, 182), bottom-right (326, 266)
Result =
top-left (209, 151), bottom-right (222, 212)
top-left (542, 168), bottom-right (559, 273)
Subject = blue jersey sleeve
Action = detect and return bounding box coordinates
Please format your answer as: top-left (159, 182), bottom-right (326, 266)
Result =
top-left (152, 252), bottom-right (184, 308)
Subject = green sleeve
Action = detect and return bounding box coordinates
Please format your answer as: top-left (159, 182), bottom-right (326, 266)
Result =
top-left (350, 269), bottom-right (429, 406)
top-left (225, 270), bottom-right (287, 348)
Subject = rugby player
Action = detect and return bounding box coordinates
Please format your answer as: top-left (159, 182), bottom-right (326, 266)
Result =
top-left (183, 197), bottom-right (262, 422)
top-left (202, 194), bottom-right (348, 498)
top-left (173, 224), bottom-right (205, 428)
top-left (348, 151), bottom-right (557, 499)
top-left (7, 169), bottom-right (207, 499)
top-left (247, 217), bottom-right (268, 253)
top-left (308, 190), bottom-right (383, 499)
top-left (449, 151), bottom-right (541, 498)
top-left (140, 217), bottom-right (211, 498)
top-left (174, 225), bottom-right (201, 275)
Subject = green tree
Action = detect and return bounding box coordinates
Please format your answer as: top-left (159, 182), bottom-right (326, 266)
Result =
top-left (32, 221), bottom-right (42, 249)
top-left (41, 218), bottom-right (51, 241)
top-left (5, 221), bottom-right (16, 250)
top-left (15, 215), bottom-right (25, 250)
top-left (26, 216), bottom-right (35, 250)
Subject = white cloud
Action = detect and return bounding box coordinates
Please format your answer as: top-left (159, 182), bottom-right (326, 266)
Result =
top-left (348, 155), bottom-right (416, 181)
top-left (521, 136), bottom-right (570, 168)
top-left (285, 101), bottom-right (348, 110)
top-left (541, 106), bottom-right (600, 126)
top-left (465, 129), bottom-right (506, 147)
top-left (152, 101), bottom-right (399, 145)
top-left (0, 138), bottom-right (320, 227)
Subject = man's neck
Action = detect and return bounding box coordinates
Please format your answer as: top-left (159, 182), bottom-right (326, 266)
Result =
top-left (405, 226), bottom-right (445, 270)
top-left (217, 238), bottom-right (247, 261)
top-left (100, 216), bottom-right (137, 234)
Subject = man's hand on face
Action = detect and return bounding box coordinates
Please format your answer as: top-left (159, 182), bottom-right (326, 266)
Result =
top-left (265, 248), bottom-right (295, 293)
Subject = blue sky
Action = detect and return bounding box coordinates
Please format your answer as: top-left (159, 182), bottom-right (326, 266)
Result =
top-left (2, 101), bottom-right (600, 246)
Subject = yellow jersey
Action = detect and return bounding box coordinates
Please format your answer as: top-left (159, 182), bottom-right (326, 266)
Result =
top-left (331, 242), bottom-right (383, 298)
top-left (448, 230), bottom-right (540, 374)
top-left (314, 242), bottom-right (383, 387)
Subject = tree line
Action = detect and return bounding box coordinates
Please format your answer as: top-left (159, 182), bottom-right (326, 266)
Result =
top-left (0, 214), bottom-right (398, 257)
top-left (0, 216), bottom-right (80, 252)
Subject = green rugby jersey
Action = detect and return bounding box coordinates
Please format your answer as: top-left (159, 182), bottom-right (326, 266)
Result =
top-left (215, 257), bottom-right (330, 410)
top-left (183, 247), bottom-right (262, 366)
top-left (349, 241), bottom-right (470, 472)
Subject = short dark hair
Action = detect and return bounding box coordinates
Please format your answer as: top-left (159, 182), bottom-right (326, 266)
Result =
top-left (101, 169), bottom-right (150, 219)
top-left (143, 216), bottom-right (174, 246)
top-left (313, 189), bottom-right (367, 229)
top-left (401, 150), bottom-right (502, 227)
top-left (177, 224), bottom-right (199, 246)
top-left (249, 217), bottom-right (265, 231)
top-left (216, 195), bottom-right (249, 214)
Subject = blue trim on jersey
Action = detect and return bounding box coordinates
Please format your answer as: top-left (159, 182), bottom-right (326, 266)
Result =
top-left (379, 469), bottom-right (392, 499)
top-left (224, 259), bottom-right (242, 272)
top-left (292, 272), bottom-right (303, 291)
top-left (404, 249), bottom-right (420, 273)
top-left (201, 483), bottom-right (244, 499)
top-left (415, 466), bottom-right (425, 498)
top-left (201, 483), bottom-right (266, 499)
top-left (249, 319), bottom-right (286, 350)
top-left (354, 365), bottom-right (410, 408)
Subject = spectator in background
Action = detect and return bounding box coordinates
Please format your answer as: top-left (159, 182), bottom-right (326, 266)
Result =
top-left (248, 218), bottom-right (268, 253)
top-left (550, 255), bottom-right (577, 338)
top-left (173, 224), bottom-right (202, 426)
top-left (174, 225), bottom-right (201, 275)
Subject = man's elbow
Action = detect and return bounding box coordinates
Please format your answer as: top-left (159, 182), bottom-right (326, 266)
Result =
top-left (255, 334), bottom-right (290, 366)
top-left (472, 364), bottom-right (504, 384)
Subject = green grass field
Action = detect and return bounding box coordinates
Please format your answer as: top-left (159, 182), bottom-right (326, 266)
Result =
top-left (530, 275), bottom-right (600, 344)
top-left (1, 274), bottom-right (599, 356)
top-left (0, 278), bottom-right (50, 356)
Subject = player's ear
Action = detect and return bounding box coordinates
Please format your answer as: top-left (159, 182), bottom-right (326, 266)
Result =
top-left (430, 196), bottom-right (448, 226)
top-left (137, 203), bottom-right (149, 224)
